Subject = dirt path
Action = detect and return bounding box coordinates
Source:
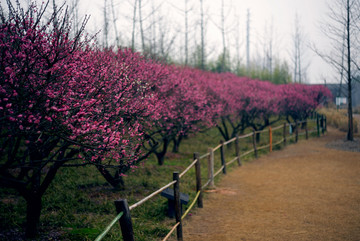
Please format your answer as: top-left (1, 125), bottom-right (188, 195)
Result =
top-left (180, 127), bottom-right (360, 241)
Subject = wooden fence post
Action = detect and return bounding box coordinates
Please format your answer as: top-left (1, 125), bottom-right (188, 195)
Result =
top-left (114, 199), bottom-right (134, 241)
top-left (283, 123), bottom-right (287, 146)
top-left (252, 130), bottom-right (258, 158)
top-left (173, 172), bottom-right (183, 241)
top-left (324, 116), bottom-right (327, 131)
top-left (321, 115), bottom-right (325, 134)
top-left (220, 140), bottom-right (226, 174)
top-left (235, 134), bottom-right (241, 166)
top-left (317, 114), bottom-right (320, 137)
top-left (194, 152), bottom-right (203, 208)
top-left (207, 148), bottom-right (215, 188)
top-left (269, 127), bottom-right (273, 152)
top-left (295, 120), bottom-right (298, 143)
top-left (305, 120), bottom-right (309, 140)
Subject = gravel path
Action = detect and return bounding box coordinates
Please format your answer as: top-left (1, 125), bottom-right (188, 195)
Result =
top-left (326, 114), bottom-right (360, 153)
top-left (179, 127), bottom-right (360, 241)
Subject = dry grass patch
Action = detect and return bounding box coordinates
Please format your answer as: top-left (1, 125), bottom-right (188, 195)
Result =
top-left (318, 107), bottom-right (358, 133)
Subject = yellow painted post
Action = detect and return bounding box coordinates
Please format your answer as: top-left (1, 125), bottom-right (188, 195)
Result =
top-left (269, 127), bottom-right (272, 152)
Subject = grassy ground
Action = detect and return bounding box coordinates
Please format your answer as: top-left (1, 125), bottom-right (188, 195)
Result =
top-left (0, 120), bottom-right (318, 241)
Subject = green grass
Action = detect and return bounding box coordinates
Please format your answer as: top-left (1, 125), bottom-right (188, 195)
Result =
top-left (0, 119), bottom-right (320, 241)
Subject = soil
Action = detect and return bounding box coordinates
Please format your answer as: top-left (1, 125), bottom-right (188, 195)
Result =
top-left (180, 127), bottom-right (360, 241)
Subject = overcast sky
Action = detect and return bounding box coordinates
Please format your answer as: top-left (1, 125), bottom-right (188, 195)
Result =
top-left (231, 0), bottom-right (333, 84)
top-left (224, 0), bottom-right (333, 84)
top-left (14, 0), bottom-right (338, 84)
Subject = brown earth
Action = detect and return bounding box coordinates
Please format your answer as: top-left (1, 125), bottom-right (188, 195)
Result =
top-left (180, 127), bottom-right (360, 241)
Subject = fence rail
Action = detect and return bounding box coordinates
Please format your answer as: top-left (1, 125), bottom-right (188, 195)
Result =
top-left (179, 158), bottom-right (198, 178)
top-left (94, 212), bottom-right (124, 241)
top-left (95, 114), bottom-right (327, 241)
top-left (129, 180), bottom-right (177, 210)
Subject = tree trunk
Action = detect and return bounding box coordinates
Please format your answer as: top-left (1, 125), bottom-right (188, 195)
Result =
top-left (217, 116), bottom-right (230, 141)
top-left (96, 166), bottom-right (125, 189)
top-left (346, 0), bottom-right (353, 141)
top-left (25, 195), bottom-right (42, 238)
top-left (155, 139), bottom-right (169, 165)
top-left (256, 132), bottom-right (261, 143)
top-left (172, 135), bottom-right (183, 153)
top-left (301, 121), bottom-right (306, 129)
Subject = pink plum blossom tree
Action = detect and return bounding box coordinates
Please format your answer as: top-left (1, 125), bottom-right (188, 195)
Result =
top-left (0, 2), bottom-right (92, 236)
top-left (208, 73), bottom-right (251, 141)
top-left (0, 1), bottom-right (161, 237)
top-left (145, 65), bottom-right (215, 165)
top-left (278, 83), bottom-right (332, 124)
top-left (238, 79), bottom-right (281, 142)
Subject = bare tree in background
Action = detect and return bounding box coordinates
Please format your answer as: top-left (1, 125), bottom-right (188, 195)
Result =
top-left (184, 0), bottom-right (190, 65)
top-left (110, 0), bottom-right (120, 46)
top-left (200, 0), bottom-right (205, 70)
top-left (337, 25), bottom-right (347, 97)
top-left (314, 0), bottom-right (360, 141)
top-left (150, 1), bottom-right (157, 55)
top-left (209, 0), bottom-right (235, 72)
top-left (138, 0), bottom-right (145, 52)
top-left (262, 19), bottom-right (274, 80)
top-left (246, 8), bottom-right (251, 71)
top-left (103, 0), bottom-right (109, 48)
top-left (69, 0), bottom-right (80, 36)
top-left (292, 13), bottom-right (308, 83)
top-left (170, 0), bottom-right (192, 65)
top-left (131, 0), bottom-right (138, 49)
top-left (220, 0), bottom-right (227, 72)
top-left (154, 10), bottom-right (178, 61)
top-left (52, 0), bottom-right (58, 28)
top-left (233, 8), bottom-right (243, 74)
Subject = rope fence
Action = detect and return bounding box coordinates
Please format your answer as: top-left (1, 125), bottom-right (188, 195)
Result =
top-left (179, 158), bottom-right (198, 178)
top-left (212, 143), bottom-right (222, 152)
top-left (272, 125), bottom-right (284, 131)
top-left (202, 179), bottom-right (212, 190)
top-left (214, 166), bottom-right (225, 178)
top-left (199, 152), bottom-right (210, 159)
top-left (273, 138), bottom-right (285, 146)
top-left (226, 156), bottom-right (240, 166)
top-left (223, 137), bottom-right (236, 145)
top-left (255, 128), bottom-right (269, 134)
top-left (162, 222), bottom-right (180, 241)
top-left (129, 180), bottom-right (177, 210)
top-left (239, 132), bottom-right (254, 139)
top-left (240, 149), bottom-right (255, 157)
top-left (181, 191), bottom-right (201, 220)
top-left (94, 212), bottom-right (124, 241)
top-left (256, 143), bottom-right (271, 151)
top-left (95, 113), bottom-right (327, 241)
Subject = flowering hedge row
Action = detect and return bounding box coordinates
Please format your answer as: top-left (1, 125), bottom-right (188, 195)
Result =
top-left (0, 1), bottom-right (332, 237)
